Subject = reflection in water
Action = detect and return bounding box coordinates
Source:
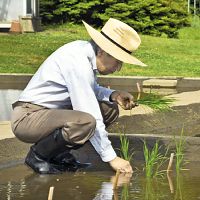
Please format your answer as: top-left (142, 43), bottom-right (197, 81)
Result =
top-left (4, 179), bottom-right (26, 200)
top-left (93, 173), bottom-right (132, 200)
top-left (120, 184), bottom-right (130, 200)
top-left (0, 169), bottom-right (132, 200)
top-left (167, 171), bottom-right (174, 193)
top-left (19, 179), bottom-right (26, 198)
top-left (6, 181), bottom-right (12, 200)
top-left (93, 182), bottom-right (113, 200)
top-left (175, 173), bottom-right (183, 200)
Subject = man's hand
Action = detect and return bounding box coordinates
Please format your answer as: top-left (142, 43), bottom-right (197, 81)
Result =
top-left (109, 156), bottom-right (133, 173)
top-left (110, 91), bottom-right (138, 110)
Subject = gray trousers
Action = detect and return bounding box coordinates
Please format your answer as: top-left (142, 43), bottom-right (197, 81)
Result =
top-left (11, 101), bottom-right (119, 147)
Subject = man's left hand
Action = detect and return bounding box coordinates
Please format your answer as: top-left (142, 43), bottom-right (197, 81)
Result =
top-left (110, 91), bottom-right (138, 110)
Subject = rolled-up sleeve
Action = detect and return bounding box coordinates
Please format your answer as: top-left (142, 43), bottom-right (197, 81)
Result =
top-left (94, 82), bottom-right (115, 102)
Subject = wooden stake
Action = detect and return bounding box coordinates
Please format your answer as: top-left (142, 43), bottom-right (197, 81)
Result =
top-left (136, 82), bottom-right (141, 101)
top-left (167, 153), bottom-right (174, 173)
top-left (113, 169), bottom-right (120, 190)
top-left (48, 186), bottom-right (54, 200)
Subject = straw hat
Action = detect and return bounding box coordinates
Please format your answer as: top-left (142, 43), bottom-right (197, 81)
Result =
top-left (83, 18), bottom-right (147, 66)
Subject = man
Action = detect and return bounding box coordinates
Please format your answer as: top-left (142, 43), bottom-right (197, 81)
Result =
top-left (11, 18), bottom-right (146, 174)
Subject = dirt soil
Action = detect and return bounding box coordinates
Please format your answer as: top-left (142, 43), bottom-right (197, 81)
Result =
top-left (107, 90), bottom-right (200, 137)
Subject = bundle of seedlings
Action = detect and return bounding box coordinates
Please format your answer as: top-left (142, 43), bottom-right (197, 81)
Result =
top-left (137, 92), bottom-right (174, 111)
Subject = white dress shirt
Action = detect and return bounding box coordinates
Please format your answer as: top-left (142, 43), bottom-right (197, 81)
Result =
top-left (19, 40), bottom-right (117, 162)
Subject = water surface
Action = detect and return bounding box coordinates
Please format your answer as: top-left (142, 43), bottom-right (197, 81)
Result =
top-left (0, 164), bottom-right (200, 200)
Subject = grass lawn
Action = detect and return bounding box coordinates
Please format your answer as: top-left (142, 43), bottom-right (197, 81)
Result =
top-left (0, 19), bottom-right (200, 77)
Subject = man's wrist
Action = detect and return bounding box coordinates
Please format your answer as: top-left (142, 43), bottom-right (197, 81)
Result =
top-left (110, 91), bottom-right (120, 102)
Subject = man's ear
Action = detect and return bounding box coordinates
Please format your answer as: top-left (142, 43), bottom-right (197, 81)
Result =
top-left (97, 48), bottom-right (104, 57)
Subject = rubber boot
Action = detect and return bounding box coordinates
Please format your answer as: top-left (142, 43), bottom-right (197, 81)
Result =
top-left (25, 129), bottom-right (91, 174)
top-left (25, 129), bottom-right (69, 174)
top-left (25, 146), bottom-right (63, 174)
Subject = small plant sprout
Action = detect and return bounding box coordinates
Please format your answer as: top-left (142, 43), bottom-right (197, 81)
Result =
top-left (143, 140), bottom-right (169, 178)
top-left (119, 131), bottom-right (134, 162)
top-left (174, 127), bottom-right (188, 173)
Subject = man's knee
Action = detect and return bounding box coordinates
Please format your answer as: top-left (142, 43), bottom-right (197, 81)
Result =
top-left (62, 112), bottom-right (96, 145)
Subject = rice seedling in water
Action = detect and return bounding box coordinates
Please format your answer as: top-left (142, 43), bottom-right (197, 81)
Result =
top-left (137, 92), bottom-right (174, 111)
top-left (119, 132), bottom-right (134, 162)
top-left (174, 127), bottom-right (187, 173)
top-left (143, 140), bottom-right (169, 178)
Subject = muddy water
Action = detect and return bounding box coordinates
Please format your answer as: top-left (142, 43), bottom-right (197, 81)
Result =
top-left (0, 163), bottom-right (200, 200)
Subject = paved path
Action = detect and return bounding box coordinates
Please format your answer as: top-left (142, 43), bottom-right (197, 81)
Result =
top-left (0, 121), bottom-right (14, 140)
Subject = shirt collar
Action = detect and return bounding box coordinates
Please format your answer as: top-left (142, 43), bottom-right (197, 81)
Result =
top-left (86, 41), bottom-right (97, 71)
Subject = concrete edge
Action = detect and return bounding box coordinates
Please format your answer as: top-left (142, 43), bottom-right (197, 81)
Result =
top-left (1, 74), bottom-right (200, 91)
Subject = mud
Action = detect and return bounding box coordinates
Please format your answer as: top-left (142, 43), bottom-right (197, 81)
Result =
top-left (108, 103), bottom-right (200, 137)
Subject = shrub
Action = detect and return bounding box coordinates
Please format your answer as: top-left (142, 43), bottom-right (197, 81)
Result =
top-left (40, 0), bottom-right (190, 38)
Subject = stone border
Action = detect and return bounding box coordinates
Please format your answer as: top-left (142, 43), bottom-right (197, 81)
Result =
top-left (1, 73), bottom-right (200, 92)
top-left (0, 134), bottom-right (199, 170)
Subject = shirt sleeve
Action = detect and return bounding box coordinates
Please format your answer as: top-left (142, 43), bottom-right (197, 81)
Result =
top-left (60, 57), bottom-right (117, 162)
top-left (94, 81), bottom-right (115, 102)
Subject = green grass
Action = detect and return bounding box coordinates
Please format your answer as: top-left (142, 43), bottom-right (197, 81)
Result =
top-left (0, 23), bottom-right (88, 73)
top-left (0, 19), bottom-right (200, 76)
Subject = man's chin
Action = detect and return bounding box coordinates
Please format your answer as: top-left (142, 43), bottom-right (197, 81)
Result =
top-left (99, 71), bottom-right (113, 75)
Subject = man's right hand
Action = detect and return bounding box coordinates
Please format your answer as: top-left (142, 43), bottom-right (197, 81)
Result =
top-left (109, 156), bottom-right (133, 173)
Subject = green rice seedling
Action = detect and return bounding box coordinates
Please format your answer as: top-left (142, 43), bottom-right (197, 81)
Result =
top-left (143, 140), bottom-right (169, 178)
top-left (174, 127), bottom-right (187, 173)
top-left (138, 92), bottom-right (174, 112)
top-left (119, 132), bottom-right (134, 162)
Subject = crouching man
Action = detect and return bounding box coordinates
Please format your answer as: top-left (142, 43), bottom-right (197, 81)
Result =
top-left (11, 18), bottom-right (146, 174)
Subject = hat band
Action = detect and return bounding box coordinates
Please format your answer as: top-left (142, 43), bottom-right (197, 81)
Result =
top-left (101, 31), bottom-right (132, 54)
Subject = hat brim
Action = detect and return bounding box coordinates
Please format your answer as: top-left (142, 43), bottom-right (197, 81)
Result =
top-left (83, 21), bottom-right (147, 67)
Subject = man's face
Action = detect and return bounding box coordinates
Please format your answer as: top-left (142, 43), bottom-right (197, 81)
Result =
top-left (96, 50), bottom-right (123, 75)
